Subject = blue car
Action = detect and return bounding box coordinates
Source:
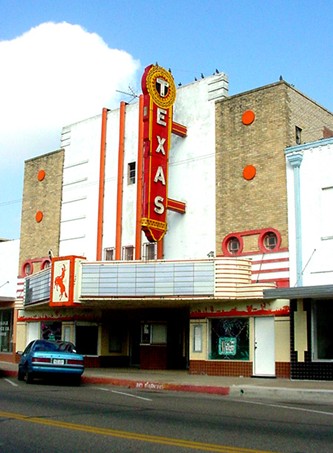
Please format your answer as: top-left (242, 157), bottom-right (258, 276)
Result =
top-left (17, 339), bottom-right (84, 384)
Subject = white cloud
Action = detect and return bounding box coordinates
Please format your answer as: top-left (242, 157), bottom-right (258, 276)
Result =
top-left (0, 22), bottom-right (140, 165)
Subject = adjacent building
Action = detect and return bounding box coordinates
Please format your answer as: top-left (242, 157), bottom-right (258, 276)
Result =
top-left (265, 137), bottom-right (333, 380)
top-left (0, 238), bottom-right (20, 361)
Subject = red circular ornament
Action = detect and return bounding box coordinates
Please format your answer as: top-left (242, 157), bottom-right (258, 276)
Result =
top-left (35, 211), bottom-right (43, 223)
top-left (243, 165), bottom-right (256, 180)
top-left (38, 169), bottom-right (46, 181)
top-left (242, 110), bottom-right (255, 125)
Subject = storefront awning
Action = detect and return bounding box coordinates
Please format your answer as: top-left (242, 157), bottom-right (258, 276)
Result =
top-left (264, 284), bottom-right (333, 300)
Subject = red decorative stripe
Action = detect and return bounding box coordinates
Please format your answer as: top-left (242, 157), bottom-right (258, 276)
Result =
top-left (251, 267), bottom-right (289, 275)
top-left (172, 121), bottom-right (187, 137)
top-left (251, 257), bottom-right (289, 265)
top-left (167, 198), bottom-right (186, 213)
top-left (190, 306), bottom-right (290, 318)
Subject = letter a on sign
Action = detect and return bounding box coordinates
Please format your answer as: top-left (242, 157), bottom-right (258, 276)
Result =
top-left (141, 64), bottom-right (176, 242)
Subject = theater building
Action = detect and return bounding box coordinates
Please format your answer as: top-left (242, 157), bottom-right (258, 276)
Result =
top-left (14, 65), bottom-right (333, 378)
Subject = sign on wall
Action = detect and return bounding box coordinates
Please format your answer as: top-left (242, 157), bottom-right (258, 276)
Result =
top-left (141, 64), bottom-right (176, 242)
top-left (50, 256), bottom-right (85, 307)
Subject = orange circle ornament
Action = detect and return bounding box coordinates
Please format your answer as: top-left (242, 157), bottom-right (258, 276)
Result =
top-left (37, 169), bottom-right (46, 181)
top-left (242, 110), bottom-right (255, 125)
top-left (35, 210), bottom-right (44, 223)
top-left (243, 165), bottom-right (256, 180)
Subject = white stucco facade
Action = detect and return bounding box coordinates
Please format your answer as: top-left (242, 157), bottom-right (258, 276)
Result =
top-left (286, 137), bottom-right (333, 286)
top-left (0, 239), bottom-right (19, 301)
top-left (58, 73), bottom-right (228, 261)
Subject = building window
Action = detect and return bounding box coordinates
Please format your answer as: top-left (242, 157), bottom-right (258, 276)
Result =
top-left (263, 231), bottom-right (278, 250)
top-left (143, 242), bottom-right (157, 260)
top-left (227, 237), bottom-right (240, 254)
top-left (41, 321), bottom-right (61, 341)
top-left (258, 228), bottom-right (281, 253)
top-left (109, 324), bottom-right (123, 353)
top-left (313, 301), bottom-right (333, 361)
top-left (41, 259), bottom-right (51, 270)
top-left (122, 245), bottom-right (134, 260)
top-left (193, 325), bottom-right (203, 352)
top-left (209, 318), bottom-right (249, 360)
top-left (22, 261), bottom-right (33, 276)
top-left (141, 323), bottom-right (167, 345)
top-left (75, 324), bottom-right (98, 355)
top-left (128, 162), bottom-right (136, 185)
top-left (222, 233), bottom-right (244, 256)
top-left (295, 126), bottom-right (302, 145)
top-left (104, 247), bottom-right (115, 261)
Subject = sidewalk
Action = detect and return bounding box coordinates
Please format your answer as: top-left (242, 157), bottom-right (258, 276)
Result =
top-left (2, 361), bottom-right (333, 403)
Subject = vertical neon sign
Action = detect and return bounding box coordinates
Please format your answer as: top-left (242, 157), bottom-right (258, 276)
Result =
top-left (141, 64), bottom-right (176, 242)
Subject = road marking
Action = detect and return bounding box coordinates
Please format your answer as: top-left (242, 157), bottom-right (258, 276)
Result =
top-left (0, 410), bottom-right (273, 452)
top-left (232, 398), bottom-right (333, 417)
top-left (4, 378), bottom-right (18, 387)
top-left (97, 387), bottom-right (153, 401)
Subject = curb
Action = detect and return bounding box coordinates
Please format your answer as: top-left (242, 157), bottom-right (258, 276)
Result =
top-left (229, 384), bottom-right (333, 403)
top-left (0, 370), bottom-right (16, 379)
top-left (1, 369), bottom-right (230, 395)
top-left (82, 375), bottom-right (230, 395)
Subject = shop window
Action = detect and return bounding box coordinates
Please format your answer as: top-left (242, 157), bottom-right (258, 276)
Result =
top-left (141, 323), bottom-right (167, 345)
top-left (193, 325), bottom-right (203, 352)
top-left (210, 318), bottom-right (249, 360)
top-left (0, 309), bottom-right (13, 353)
top-left (143, 242), bottom-right (157, 260)
top-left (41, 321), bottom-right (61, 341)
top-left (313, 301), bottom-right (333, 361)
top-left (128, 162), bottom-right (136, 185)
top-left (104, 247), bottom-right (115, 261)
top-left (122, 245), bottom-right (134, 260)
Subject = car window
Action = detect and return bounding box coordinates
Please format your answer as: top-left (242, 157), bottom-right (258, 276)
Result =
top-left (23, 341), bottom-right (34, 354)
top-left (57, 342), bottom-right (76, 352)
top-left (33, 341), bottom-right (59, 352)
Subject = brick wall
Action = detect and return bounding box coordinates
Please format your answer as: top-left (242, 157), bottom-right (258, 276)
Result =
top-left (19, 149), bottom-right (64, 274)
top-left (215, 81), bottom-right (333, 256)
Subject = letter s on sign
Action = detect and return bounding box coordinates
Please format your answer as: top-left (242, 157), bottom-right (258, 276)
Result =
top-left (154, 196), bottom-right (165, 214)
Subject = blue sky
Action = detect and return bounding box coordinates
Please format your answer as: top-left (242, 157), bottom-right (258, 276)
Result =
top-left (1, 0), bottom-right (333, 240)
